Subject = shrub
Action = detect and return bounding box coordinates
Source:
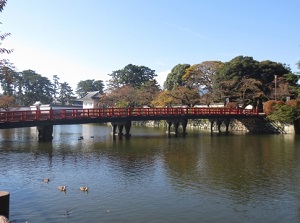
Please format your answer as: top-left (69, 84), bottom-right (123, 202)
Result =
top-left (267, 104), bottom-right (300, 123)
top-left (286, 99), bottom-right (300, 109)
top-left (263, 100), bottom-right (285, 115)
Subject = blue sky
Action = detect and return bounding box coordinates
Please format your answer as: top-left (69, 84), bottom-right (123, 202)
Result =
top-left (1, 0), bottom-right (299, 91)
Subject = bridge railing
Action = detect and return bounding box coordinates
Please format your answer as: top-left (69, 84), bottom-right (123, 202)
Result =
top-left (0, 107), bottom-right (259, 123)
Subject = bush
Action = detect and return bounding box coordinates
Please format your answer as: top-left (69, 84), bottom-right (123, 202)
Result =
top-left (286, 99), bottom-right (300, 109)
top-left (267, 104), bottom-right (300, 123)
top-left (263, 100), bottom-right (285, 115)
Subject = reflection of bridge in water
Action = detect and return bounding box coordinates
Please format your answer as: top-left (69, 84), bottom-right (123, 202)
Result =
top-left (0, 107), bottom-right (266, 141)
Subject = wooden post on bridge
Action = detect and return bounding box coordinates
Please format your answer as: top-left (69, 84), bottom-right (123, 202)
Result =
top-left (0, 191), bottom-right (10, 222)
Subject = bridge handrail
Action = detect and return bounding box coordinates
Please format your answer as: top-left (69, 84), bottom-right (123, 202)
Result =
top-left (0, 107), bottom-right (259, 123)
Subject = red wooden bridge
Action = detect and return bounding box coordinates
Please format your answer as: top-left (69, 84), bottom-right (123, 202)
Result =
top-left (0, 107), bottom-right (260, 129)
top-left (0, 107), bottom-right (263, 140)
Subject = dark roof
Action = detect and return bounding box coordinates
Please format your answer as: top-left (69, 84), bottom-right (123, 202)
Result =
top-left (80, 91), bottom-right (101, 101)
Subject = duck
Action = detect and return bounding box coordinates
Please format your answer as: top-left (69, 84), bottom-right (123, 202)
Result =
top-left (58, 186), bottom-right (67, 191)
top-left (80, 186), bottom-right (89, 191)
top-left (78, 136), bottom-right (84, 140)
top-left (43, 178), bottom-right (50, 183)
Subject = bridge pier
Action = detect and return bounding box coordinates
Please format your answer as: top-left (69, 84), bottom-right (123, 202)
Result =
top-left (224, 118), bottom-right (231, 134)
top-left (124, 121), bottom-right (131, 138)
top-left (167, 119), bottom-right (188, 137)
top-left (111, 121), bottom-right (132, 138)
top-left (210, 118), bottom-right (231, 134)
top-left (37, 125), bottom-right (53, 141)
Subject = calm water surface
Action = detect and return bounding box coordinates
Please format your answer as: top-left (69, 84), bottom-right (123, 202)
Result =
top-left (0, 124), bottom-right (300, 223)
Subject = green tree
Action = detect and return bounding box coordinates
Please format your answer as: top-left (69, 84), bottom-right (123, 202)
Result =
top-left (15, 70), bottom-right (54, 106)
top-left (258, 60), bottom-right (291, 99)
top-left (58, 82), bottom-right (74, 105)
top-left (0, 67), bottom-right (17, 95)
top-left (215, 56), bottom-right (259, 84)
top-left (183, 61), bottom-right (223, 93)
top-left (52, 75), bottom-right (60, 102)
top-left (164, 64), bottom-right (190, 90)
top-left (76, 79), bottom-right (104, 98)
top-left (215, 56), bottom-right (291, 103)
top-left (107, 64), bottom-right (157, 90)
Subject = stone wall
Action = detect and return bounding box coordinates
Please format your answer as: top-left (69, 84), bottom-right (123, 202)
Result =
top-left (132, 118), bottom-right (297, 134)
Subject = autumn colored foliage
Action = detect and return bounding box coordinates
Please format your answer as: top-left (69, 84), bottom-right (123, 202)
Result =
top-left (225, 102), bottom-right (239, 109)
top-left (285, 99), bottom-right (300, 109)
top-left (263, 100), bottom-right (285, 115)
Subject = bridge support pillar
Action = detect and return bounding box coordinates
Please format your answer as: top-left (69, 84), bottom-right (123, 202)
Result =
top-left (166, 121), bottom-right (172, 137)
top-left (112, 124), bottom-right (118, 135)
top-left (37, 125), bottom-right (53, 141)
top-left (118, 125), bottom-right (124, 136)
top-left (179, 118), bottom-right (188, 137)
top-left (111, 121), bottom-right (131, 138)
top-left (124, 121), bottom-right (131, 138)
top-left (209, 119), bottom-right (214, 134)
top-left (217, 120), bottom-right (222, 134)
top-left (224, 118), bottom-right (231, 134)
top-left (210, 119), bottom-right (231, 135)
top-left (166, 119), bottom-right (188, 137)
top-left (174, 121), bottom-right (180, 137)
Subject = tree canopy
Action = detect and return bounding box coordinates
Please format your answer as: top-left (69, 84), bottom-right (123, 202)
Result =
top-left (214, 56), bottom-right (294, 105)
top-left (14, 70), bottom-right (54, 106)
top-left (76, 79), bottom-right (104, 98)
top-left (164, 64), bottom-right (190, 90)
top-left (107, 64), bottom-right (157, 90)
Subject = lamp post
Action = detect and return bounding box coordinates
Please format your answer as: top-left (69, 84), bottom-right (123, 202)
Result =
top-left (274, 75), bottom-right (277, 100)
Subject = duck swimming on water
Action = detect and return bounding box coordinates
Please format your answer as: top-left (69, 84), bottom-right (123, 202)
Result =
top-left (80, 186), bottom-right (89, 191)
top-left (58, 186), bottom-right (67, 191)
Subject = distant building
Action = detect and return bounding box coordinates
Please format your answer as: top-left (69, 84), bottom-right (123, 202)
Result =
top-left (79, 91), bottom-right (101, 109)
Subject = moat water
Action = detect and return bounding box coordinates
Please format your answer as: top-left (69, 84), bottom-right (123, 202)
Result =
top-left (0, 124), bottom-right (300, 223)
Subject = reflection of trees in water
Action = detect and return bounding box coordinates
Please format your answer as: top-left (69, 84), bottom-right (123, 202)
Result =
top-left (163, 134), bottom-right (298, 202)
top-left (101, 136), bottom-right (163, 184)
